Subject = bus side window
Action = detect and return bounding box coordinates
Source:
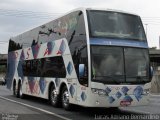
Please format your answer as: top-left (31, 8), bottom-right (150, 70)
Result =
top-left (66, 11), bottom-right (88, 87)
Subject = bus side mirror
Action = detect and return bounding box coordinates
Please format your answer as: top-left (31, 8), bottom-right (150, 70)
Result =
top-left (79, 64), bottom-right (85, 78)
top-left (149, 66), bottom-right (153, 80)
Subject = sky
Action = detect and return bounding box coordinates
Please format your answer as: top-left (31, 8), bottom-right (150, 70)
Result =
top-left (0, 0), bottom-right (160, 54)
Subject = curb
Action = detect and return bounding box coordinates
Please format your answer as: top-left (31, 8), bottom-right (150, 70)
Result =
top-left (150, 94), bottom-right (160, 97)
top-left (120, 108), bottom-right (151, 115)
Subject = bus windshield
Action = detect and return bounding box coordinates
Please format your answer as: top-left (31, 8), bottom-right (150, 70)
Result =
top-left (87, 10), bottom-right (146, 41)
top-left (91, 46), bottom-right (149, 84)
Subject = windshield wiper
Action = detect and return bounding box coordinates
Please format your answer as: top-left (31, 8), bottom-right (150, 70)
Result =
top-left (127, 76), bottom-right (149, 83)
top-left (136, 76), bottom-right (149, 82)
top-left (93, 75), bottom-right (125, 84)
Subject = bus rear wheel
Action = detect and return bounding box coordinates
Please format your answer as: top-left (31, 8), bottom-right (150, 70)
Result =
top-left (61, 86), bottom-right (72, 110)
top-left (13, 81), bottom-right (16, 96)
top-left (49, 85), bottom-right (60, 107)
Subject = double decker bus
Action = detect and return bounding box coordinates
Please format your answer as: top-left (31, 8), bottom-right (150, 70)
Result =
top-left (6, 8), bottom-right (151, 110)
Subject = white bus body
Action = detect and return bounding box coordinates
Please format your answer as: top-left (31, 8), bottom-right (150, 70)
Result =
top-left (6, 8), bottom-right (151, 110)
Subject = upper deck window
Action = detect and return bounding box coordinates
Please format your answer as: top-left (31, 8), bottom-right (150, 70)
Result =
top-left (87, 10), bottom-right (146, 41)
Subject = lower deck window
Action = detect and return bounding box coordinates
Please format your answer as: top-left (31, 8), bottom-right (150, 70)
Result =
top-left (22, 56), bottom-right (66, 78)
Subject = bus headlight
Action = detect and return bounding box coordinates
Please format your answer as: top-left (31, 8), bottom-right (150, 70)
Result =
top-left (91, 88), bottom-right (99, 94)
top-left (91, 88), bottom-right (107, 96)
top-left (143, 89), bottom-right (150, 95)
top-left (98, 89), bottom-right (107, 96)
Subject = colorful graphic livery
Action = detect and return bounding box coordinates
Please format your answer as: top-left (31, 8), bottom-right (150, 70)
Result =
top-left (6, 8), bottom-right (151, 110)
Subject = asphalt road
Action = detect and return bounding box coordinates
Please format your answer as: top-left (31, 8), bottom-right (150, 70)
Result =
top-left (0, 98), bottom-right (62, 120)
top-left (0, 86), bottom-right (160, 120)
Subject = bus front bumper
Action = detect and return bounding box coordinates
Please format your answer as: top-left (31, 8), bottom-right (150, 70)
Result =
top-left (86, 94), bottom-right (150, 108)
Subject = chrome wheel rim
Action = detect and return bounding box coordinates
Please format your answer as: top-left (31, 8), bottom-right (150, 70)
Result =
top-left (51, 89), bottom-right (58, 104)
top-left (20, 84), bottom-right (23, 97)
top-left (62, 90), bottom-right (69, 107)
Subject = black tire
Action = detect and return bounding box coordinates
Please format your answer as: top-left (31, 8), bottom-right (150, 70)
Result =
top-left (13, 81), bottom-right (16, 96)
top-left (2, 82), bottom-right (5, 86)
top-left (17, 82), bottom-right (25, 99)
top-left (49, 85), bottom-right (60, 107)
top-left (110, 107), bottom-right (119, 112)
top-left (61, 86), bottom-right (72, 110)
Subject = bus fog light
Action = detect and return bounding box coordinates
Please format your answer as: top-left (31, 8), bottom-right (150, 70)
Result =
top-left (96, 101), bottom-right (99, 105)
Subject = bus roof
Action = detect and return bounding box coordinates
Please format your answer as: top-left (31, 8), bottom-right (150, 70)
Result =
top-left (10, 7), bottom-right (139, 40)
top-left (73, 7), bottom-right (139, 16)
